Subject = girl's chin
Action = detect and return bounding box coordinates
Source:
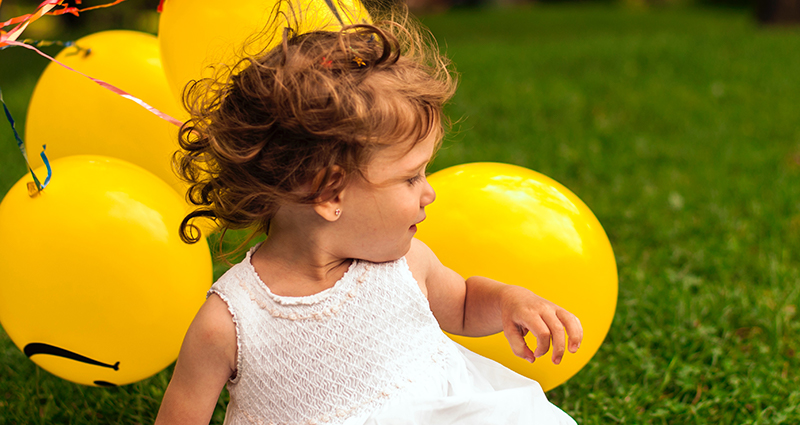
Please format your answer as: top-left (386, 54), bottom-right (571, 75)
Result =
top-left (353, 247), bottom-right (411, 263)
top-left (359, 240), bottom-right (413, 263)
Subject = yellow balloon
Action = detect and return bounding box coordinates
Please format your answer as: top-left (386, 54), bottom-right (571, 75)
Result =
top-left (158, 0), bottom-right (371, 102)
top-left (0, 156), bottom-right (212, 386)
top-left (416, 162), bottom-right (618, 392)
top-left (25, 30), bottom-right (187, 197)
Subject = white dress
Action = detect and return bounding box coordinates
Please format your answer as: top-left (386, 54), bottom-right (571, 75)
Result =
top-left (208, 246), bottom-right (576, 425)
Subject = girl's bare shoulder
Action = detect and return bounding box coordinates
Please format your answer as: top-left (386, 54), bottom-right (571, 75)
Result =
top-left (184, 294), bottom-right (237, 372)
top-left (404, 238), bottom-right (439, 298)
top-left (154, 294), bottom-right (236, 424)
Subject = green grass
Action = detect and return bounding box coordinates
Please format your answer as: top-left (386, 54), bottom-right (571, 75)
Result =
top-left (424, 5), bottom-right (800, 423)
top-left (2, 4), bottom-right (800, 424)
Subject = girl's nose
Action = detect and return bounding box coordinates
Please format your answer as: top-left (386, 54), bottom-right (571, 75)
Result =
top-left (421, 177), bottom-right (436, 207)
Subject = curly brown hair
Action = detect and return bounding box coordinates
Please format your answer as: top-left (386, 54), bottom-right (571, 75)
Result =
top-left (175, 12), bottom-right (456, 246)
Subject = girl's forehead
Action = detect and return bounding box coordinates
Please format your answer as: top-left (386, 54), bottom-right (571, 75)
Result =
top-left (367, 135), bottom-right (436, 177)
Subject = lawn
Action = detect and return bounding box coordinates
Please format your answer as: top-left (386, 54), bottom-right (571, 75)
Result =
top-left (2, 3), bottom-right (800, 424)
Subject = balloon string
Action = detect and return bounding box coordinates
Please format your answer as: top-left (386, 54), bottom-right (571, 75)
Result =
top-left (0, 0), bottom-right (62, 45)
top-left (0, 86), bottom-right (51, 192)
top-left (0, 38), bottom-right (80, 51)
top-left (323, 0), bottom-right (345, 26)
top-left (58, 0), bottom-right (129, 15)
top-left (0, 0), bottom-right (151, 195)
top-left (2, 40), bottom-right (183, 128)
top-left (1, 0), bottom-right (130, 47)
top-left (0, 0), bottom-right (131, 28)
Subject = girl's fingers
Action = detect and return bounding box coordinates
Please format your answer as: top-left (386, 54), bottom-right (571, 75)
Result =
top-left (545, 312), bottom-right (567, 364)
top-left (502, 321), bottom-right (535, 363)
top-left (541, 312), bottom-right (567, 364)
top-left (526, 315), bottom-right (552, 360)
top-left (557, 309), bottom-right (583, 353)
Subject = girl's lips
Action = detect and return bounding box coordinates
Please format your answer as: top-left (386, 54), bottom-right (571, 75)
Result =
top-left (410, 215), bottom-right (425, 231)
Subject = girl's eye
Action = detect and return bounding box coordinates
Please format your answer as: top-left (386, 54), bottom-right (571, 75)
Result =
top-left (407, 174), bottom-right (424, 185)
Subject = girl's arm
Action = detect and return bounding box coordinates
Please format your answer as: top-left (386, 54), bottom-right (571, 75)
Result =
top-left (155, 294), bottom-right (237, 425)
top-left (406, 238), bottom-right (583, 365)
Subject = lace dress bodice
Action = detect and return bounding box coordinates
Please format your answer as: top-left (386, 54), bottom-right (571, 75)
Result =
top-left (209, 247), bottom-right (458, 425)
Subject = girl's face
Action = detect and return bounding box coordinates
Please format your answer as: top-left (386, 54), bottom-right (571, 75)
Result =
top-left (336, 132), bottom-right (437, 262)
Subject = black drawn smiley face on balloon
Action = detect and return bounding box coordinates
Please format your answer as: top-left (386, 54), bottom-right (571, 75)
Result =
top-left (0, 156), bottom-right (212, 386)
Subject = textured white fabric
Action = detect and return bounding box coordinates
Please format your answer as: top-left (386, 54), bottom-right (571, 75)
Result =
top-left (208, 246), bottom-right (576, 425)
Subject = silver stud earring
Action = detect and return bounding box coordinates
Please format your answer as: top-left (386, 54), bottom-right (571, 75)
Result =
top-left (334, 209), bottom-right (341, 217)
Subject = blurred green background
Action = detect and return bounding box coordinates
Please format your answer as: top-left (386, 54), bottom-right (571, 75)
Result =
top-left (2, 0), bottom-right (799, 424)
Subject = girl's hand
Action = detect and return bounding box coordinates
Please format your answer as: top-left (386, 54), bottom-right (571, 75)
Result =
top-left (407, 238), bottom-right (582, 364)
top-left (500, 285), bottom-right (583, 365)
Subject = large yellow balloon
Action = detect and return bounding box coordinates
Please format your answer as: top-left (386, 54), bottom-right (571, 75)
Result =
top-left (25, 30), bottom-right (186, 196)
top-left (158, 0), bottom-right (371, 102)
top-left (416, 163), bottom-right (618, 392)
top-left (0, 156), bottom-right (212, 386)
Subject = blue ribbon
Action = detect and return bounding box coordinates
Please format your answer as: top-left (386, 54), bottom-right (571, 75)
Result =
top-left (0, 86), bottom-right (52, 192)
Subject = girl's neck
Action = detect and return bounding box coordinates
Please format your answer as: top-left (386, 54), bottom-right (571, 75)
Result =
top-left (249, 222), bottom-right (351, 298)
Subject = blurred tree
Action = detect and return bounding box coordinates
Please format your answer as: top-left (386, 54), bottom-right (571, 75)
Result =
top-left (756, 0), bottom-right (800, 24)
top-left (694, 0), bottom-right (751, 7)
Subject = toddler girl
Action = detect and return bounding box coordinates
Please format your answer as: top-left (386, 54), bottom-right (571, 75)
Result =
top-left (155, 14), bottom-right (582, 425)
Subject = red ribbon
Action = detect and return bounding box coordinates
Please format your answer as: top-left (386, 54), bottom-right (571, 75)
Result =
top-left (4, 39), bottom-right (182, 127)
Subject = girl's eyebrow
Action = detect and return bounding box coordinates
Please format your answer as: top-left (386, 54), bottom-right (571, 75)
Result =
top-left (408, 158), bottom-right (430, 173)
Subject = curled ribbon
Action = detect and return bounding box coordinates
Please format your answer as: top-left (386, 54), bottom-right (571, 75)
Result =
top-left (1, 0), bottom-right (180, 195)
top-left (0, 87), bottom-right (51, 194)
top-left (1, 0), bottom-right (131, 43)
top-left (3, 39), bottom-right (183, 127)
top-left (1, 0), bottom-right (181, 126)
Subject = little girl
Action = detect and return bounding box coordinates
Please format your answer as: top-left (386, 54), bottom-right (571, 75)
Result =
top-left (155, 14), bottom-right (582, 425)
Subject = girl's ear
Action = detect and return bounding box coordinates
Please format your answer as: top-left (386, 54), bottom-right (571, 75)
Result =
top-left (311, 165), bottom-right (345, 222)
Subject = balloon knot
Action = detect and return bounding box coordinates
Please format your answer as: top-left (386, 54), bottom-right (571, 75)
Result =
top-left (27, 182), bottom-right (40, 198)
